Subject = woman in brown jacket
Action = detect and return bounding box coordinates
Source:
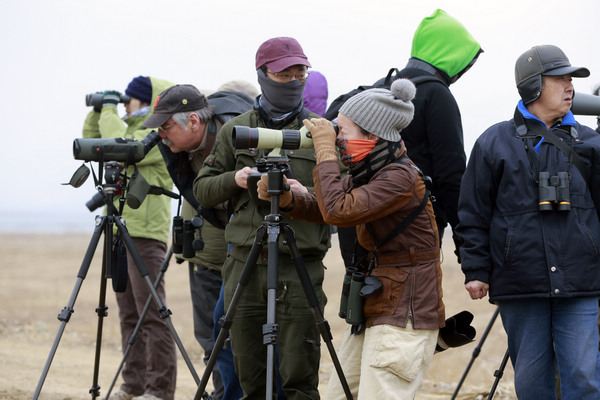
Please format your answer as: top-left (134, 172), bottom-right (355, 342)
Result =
top-left (258, 78), bottom-right (445, 399)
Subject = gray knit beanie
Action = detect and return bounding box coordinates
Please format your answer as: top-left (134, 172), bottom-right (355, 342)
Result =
top-left (339, 79), bottom-right (416, 142)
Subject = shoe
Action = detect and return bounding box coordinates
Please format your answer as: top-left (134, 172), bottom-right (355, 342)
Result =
top-left (109, 390), bottom-right (136, 400)
top-left (132, 394), bottom-right (164, 400)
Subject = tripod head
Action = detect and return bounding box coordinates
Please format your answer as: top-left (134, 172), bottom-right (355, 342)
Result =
top-left (247, 154), bottom-right (293, 210)
top-left (66, 159), bottom-right (179, 214)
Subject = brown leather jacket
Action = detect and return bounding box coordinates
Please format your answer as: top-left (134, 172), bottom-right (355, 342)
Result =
top-left (288, 152), bottom-right (445, 330)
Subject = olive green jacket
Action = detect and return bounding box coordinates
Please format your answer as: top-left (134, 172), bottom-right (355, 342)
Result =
top-left (81, 77), bottom-right (174, 244)
top-left (193, 109), bottom-right (331, 262)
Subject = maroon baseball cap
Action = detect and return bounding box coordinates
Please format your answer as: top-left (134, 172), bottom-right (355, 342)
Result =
top-left (255, 37), bottom-right (311, 72)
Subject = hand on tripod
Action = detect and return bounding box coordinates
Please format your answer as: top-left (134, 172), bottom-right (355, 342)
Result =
top-left (257, 174), bottom-right (303, 209)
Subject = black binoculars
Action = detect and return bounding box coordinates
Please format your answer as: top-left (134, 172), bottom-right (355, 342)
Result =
top-left (172, 216), bottom-right (204, 258)
top-left (538, 171), bottom-right (570, 211)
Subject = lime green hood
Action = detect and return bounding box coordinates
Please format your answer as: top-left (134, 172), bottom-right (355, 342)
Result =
top-left (411, 9), bottom-right (481, 79)
top-left (149, 77), bottom-right (173, 110)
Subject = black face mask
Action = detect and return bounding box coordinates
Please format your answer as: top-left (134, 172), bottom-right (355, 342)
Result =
top-left (257, 69), bottom-right (306, 118)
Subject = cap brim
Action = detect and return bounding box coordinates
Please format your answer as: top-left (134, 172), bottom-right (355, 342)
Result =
top-left (142, 112), bottom-right (172, 129)
top-left (543, 66), bottom-right (590, 78)
top-left (266, 57), bottom-right (312, 73)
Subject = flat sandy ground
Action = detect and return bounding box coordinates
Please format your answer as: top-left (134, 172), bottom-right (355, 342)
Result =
top-left (0, 232), bottom-right (516, 399)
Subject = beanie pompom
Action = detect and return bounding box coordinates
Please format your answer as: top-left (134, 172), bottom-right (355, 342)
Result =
top-left (390, 79), bottom-right (416, 102)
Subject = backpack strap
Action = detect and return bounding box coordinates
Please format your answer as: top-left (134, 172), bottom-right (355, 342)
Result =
top-left (383, 67), bottom-right (402, 86)
top-left (204, 118), bottom-right (218, 155)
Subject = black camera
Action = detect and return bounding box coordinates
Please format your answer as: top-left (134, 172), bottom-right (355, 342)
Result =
top-left (73, 130), bottom-right (161, 163)
top-left (85, 92), bottom-right (130, 108)
top-left (84, 162), bottom-right (124, 211)
top-left (538, 171), bottom-right (570, 211)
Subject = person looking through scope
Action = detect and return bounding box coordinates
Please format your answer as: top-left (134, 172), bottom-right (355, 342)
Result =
top-left (194, 36), bottom-right (331, 399)
top-left (82, 75), bottom-right (176, 400)
top-left (458, 45), bottom-right (600, 399)
top-left (257, 78), bottom-right (445, 399)
top-left (142, 82), bottom-right (256, 400)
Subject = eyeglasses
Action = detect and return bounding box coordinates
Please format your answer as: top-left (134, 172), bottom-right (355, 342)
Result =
top-left (267, 70), bottom-right (310, 83)
top-left (158, 121), bottom-right (176, 133)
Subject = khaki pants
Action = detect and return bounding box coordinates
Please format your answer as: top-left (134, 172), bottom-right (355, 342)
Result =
top-left (325, 322), bottom-right (438, 400)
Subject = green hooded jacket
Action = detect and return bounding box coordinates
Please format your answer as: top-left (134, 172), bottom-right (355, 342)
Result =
top-left (411, 9), bottom-right (481, 79)
top-left (82, 77), bottom-right (174, 244)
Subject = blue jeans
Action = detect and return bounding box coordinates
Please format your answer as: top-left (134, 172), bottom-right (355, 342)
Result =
top-left (214, 283), bottom-right (287, 399)
top-left (189, 263), bottom-right (223, 399)
top-left (214, 283), bottom-right (243, 400)
top-left (498, 297), bottom-right (600, 400)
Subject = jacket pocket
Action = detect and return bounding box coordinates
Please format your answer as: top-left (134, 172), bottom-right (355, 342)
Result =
top-left (363, 267), bottom-right (409, 318)
top-left (503, 227), bottom-right (516, 264)
top-left (579, 222), bottom-right (600, 256)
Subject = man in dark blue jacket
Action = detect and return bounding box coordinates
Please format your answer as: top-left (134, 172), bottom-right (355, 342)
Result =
top-left (458, 45), bottom-right (600, 399)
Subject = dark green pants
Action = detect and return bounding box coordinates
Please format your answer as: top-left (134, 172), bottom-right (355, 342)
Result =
top-left (222, 255), bottom-right (327, 400)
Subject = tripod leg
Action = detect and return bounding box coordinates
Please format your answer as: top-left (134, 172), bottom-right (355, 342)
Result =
top-left (193, 225), bottom-right (267, 400)
top-left (488, 349), bottom-right (510, 400)
top-left (451, 307), bottom-right (500, 400)
top-left (264, 223), bottom-right (282, 400)
top-left (103, 247), bottom-right (174, 400)
top-left (113, 217), bottom-right (201, 385)
top-left (282, 224), bottom-right (354, 400)
top-left (33, 216), bottom-right (106, 400)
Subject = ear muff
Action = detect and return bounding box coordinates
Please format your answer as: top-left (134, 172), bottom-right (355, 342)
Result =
top-left (517, 75), bottom-right (543, 105)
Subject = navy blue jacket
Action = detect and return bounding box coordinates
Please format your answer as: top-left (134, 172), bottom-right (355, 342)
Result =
top-left (458, 105), bottom-right (600, 302)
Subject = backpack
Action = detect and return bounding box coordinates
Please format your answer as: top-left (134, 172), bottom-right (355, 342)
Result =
top-left (158, 90), bottom-right (254, 228)
top-left (323, 67), bottom-right (445, 121)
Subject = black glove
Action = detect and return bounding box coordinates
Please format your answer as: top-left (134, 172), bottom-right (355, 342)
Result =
top-left (435, 310), bottom-right (476, 353)
top-left (102, 90), bottom-right (121, 108)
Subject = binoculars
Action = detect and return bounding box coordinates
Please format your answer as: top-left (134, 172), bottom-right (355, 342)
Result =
top-left (538, 171), bottom-right (570, 211)
top-left (85, 92), bottom-right (130, 108)
top-left (172, 216), bottom-right (204, 259)
top-left (339, 267), bottom-right (383, 326)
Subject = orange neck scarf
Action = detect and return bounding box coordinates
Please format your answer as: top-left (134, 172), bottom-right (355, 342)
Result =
top-left (336, 138), bottom-right (377, 166)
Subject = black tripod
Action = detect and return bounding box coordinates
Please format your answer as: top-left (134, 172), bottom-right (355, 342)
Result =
top-left (451, 307), bottom-right (510, 400)
top-left (194, 160), bottom-right (353, 400)
top-left (33, 169), bottom-right (202, 399)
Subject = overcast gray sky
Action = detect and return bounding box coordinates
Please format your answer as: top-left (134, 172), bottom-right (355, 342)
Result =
top-left (2, 0), bottom-right (599, 232)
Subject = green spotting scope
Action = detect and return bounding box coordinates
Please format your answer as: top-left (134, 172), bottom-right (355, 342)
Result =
top-left (73, 131), bottom-right (161, 163)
